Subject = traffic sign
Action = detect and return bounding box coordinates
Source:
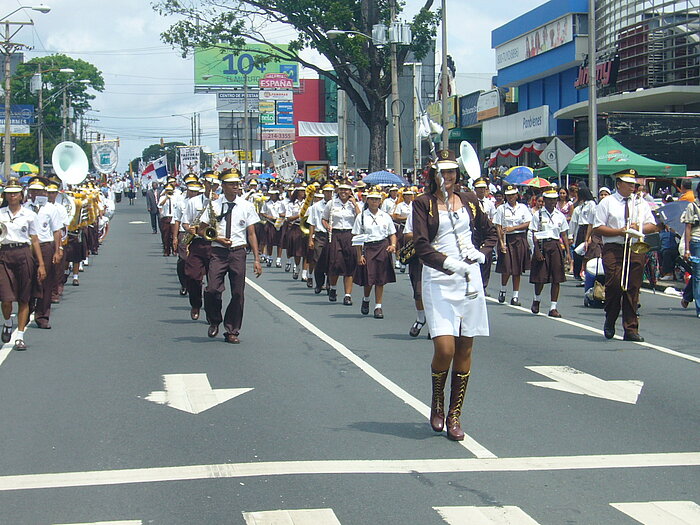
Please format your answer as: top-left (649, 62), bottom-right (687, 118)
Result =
top-left (541, 137), bottom-right (575, 175)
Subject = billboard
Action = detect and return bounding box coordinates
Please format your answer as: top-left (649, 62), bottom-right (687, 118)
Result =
top-left (495, 14), bottom-right (573, 70)
top-left (0, 104), bottom-right (35, 136)
top-left (216, 92), bottom-right (259, 112)
top-left (459, 91), bottom-right (481, 127)
top-left (194, 45), bottom-right (299, 91)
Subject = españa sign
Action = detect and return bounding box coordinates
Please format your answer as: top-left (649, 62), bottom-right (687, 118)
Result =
top-left (194, 44), bottom-right (299, 89)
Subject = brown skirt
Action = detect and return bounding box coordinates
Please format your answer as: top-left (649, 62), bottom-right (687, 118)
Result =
top-left (265, 222), bottom-right (282, 247)
top-left (313, 232), bottom-right (329, 273)
top-left (285, 223), bottom-right (306, 258)
top-left (529, 239), bottom-right (567, 284)
top-left (0, 245), bottom-right (35, 303)
top-left (64, 232), bottom-right (85, 263)
top-left (496, 232), bottom-right (531, 275)
top-left (328, 230), bottom-right (356, 277)
top-left (254, 221), bottom-right (267, 247)
top-left (354, 239), bottom-right (396, 287)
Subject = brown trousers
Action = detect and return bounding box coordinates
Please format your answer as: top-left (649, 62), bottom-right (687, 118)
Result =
top-left (185, 239), bottom-right (211, 309)
top-left (33, 242), bottom-right (56, 323)
top-left (159, 216), bottom-right (173, 255)
top-left (602, 243), bottom-right (644, 334)
top-left (204, 246), bottom-right (247, 335)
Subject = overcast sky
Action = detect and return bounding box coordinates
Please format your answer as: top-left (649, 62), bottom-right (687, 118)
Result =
top-left (10, 0), bottom-right (546, 170)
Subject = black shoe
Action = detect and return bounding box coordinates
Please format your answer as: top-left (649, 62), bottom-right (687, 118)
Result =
top-left (13, 339), bottom-right (27, 351)
top-left (498, 291), bottom-right (506, 303)
top-left (361, 300), bottom-right (370, 315)
top-left (284, 262), bottom-right (291, 272)
top-left (179, 287), bottom-right (187, 296)
top-left (292, 271), bottom-right (299, 280)
top-left (329, 289), bottom-right (337, 302)
top-left (306, 277), bottom-right (313, 288)
top-left (1, 324), bottom-right (12, 343)
top-left (266, 259), bottom-right (272, 268)
top-left (623, 332), bottom-right (645, 342)
top-left (343, 296), bottom-right (352, 306)
top-left (603, 320), bottom-right (615, 339)
top-left (275, 261), bottom-right (282, 268)
top-left (314, 283), bottom-right (323, 294)
top-left (207, 324), bottom-right (219, 338)
top-left (373, 307), bottom-right (384, 319)
top-left (409, 320), bottom-right (425, 337)
top-left (510, 298), bottom-right (522, 306)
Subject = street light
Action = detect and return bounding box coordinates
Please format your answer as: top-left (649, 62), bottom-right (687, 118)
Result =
top-left (1, 4), bottom-right (51, 178)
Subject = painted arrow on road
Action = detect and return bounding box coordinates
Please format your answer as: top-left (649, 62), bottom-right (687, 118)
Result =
top-left (526, 366), bottom-right (643, 404)
top-left (143, 374), bottom-right (252, 414)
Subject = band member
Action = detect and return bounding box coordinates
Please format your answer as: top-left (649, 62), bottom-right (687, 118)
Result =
top-left (158, 184), bottom-right (175, 256)
top-left (302, 191), bottom-right (323, 288)
top-left (322, 182), bottom-right (361, 305)
top-left (308, 183), bottom-right (334, 294)
top-left (353, 190), bottom-right (397, 318)
top-left (284, 186), bottom-right (306, 280)
top-left (172, 180), bottom-right (201, 296)
top-left (0, 179), bottom-right (47, 350)
top-left (529, 189), bottom-right (571, 318)
top-left (592, 169), bottom-right (661, 342)
top-left (46, 181), bottom-right (69, 303)
top-left (381, 186), bottom-right (399, 214)
top-left (493, 184), bottom-right (532, 305)
top-left (473, 177), bottom-right (496, 293)
top-left (182, 171), bottom-right (218, 320)
top-left (24, 178), bottom-right (63, 329)
top-left (392, 189), bottom-right (413, 273)
top-left (412, 151), bottom-right (498, 441)
top-left (402, 196), bottom-right (426, 337)
top-left (260, 188), bottom-right (284, 267)
top-left (200, 170), bottom-right (262, 343)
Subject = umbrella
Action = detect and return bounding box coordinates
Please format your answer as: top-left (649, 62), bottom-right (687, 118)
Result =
top-left (521, 176), bottom-right (552, 188)
top-left (18, 175), bottom-right (32, 184)
top-left (10, 162), bottom-right (39, 174)
top-left (258, 172), bottom-right (276, 180)
top-left (656, 200), bottom-right (690, 235)
top-left (248, 169), bottom-right (261, 175)
top-left (362, 170), bottom-right (408, 186)
top-left (504, 166), bottom-right (534, 184)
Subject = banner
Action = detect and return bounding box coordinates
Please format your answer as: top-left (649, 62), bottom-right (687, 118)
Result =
top-left (91, 140), bottom-right (119, 174)
top-left (298, 121), bottom-right (338, 137)
top-left (178, 146), bottom-right (201, 177)
top-left (270, 143), bottom-right (297, 182)
top-left (212, 153), bottom-right (239, 174)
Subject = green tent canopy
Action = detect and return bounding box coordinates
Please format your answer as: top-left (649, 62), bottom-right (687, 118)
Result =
top-left (564, 135), bottom-right (686, 178)
top-left (533, 166), bottom-right (557, 179)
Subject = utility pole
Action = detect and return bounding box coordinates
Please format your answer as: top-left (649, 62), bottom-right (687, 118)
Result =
top-left (390, 1), bottom-right (401, 176)
top-left (243, 74), bottom-right (250, 176)
top-left (587, 0), bottom-right (598, 194)
top-left (440, 0), bottom-right (449, 149)
top-left (62, 88), bottom-right (67, 141)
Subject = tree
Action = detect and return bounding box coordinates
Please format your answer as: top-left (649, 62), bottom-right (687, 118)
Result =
top-left (154, 0), bottom-right (439, 172)
top-left (10, 54), bottom-right (105, 166)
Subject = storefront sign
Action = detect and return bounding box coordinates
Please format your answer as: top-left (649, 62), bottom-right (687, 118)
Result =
top-left (259, 73), bottom-right (294, 90)
top-left (574, 56), bottom-right (620, 89)
top-left (495, 14), bottom-right (573, 70)
top-left (477, 90), bottom-right (502, 121)
top-left (459, 91), bottom-right (481, 127)
top-left (482, 105), bottom-right (552, 149)
top-left (260, 124), bottom-right (295, 141)
top-left (260, 90), bottom-right (293, 101)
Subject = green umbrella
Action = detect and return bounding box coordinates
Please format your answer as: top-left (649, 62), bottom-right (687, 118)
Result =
top-left (10, 162), bottom-right (39, 174)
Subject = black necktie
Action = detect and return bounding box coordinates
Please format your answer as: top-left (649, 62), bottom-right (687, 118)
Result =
top-left (624, 197), bottom-right (630, 223)
top-left (224, 202), bottom-right (235, 239)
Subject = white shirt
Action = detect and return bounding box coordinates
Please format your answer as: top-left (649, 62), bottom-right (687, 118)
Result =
top-left (493, 202), bottom-right (532, 233)
top-left (577, 200), bottom-right (597, 225)
top-left (352, 209), bottom-right (397, 242)
top-left (172, 194), bottom-right (190, 232)
top-left (478, 197), bottom-right (496, 221)
top-left (261, 199), bottom-right (283, 219)
top-left (393, 201), bottom-right (411, 220)
top-left (201, 196), bottom-right (259, 248)
top-left (594, 191), bottom-right (655, 245)
top-left (404, 203), bottom-right (414, 235)
top-left (158, 194), bottom-right (175, 217)
top-left (381, 196), bottom-right (398, 214)
top-left (322, 198), bottom-right (358, 230)
top-left (0, 206), bottom-right (38, 244)
top-left (529, 206), bottom-right (569, 241)
top-left (23, 201), bottom-right (62, 243)
top-left (308, 199), bottom-right (331, 233)
top-left (285, 200), bottom-right (302, 224)
top-left (183, 193), bottom-right (207, 225)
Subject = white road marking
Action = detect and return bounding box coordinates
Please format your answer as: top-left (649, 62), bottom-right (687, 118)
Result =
top-left (243, 508), bottom-right (341, 525)
top-left (246, 278), bottom-right (497, 459)
top-left (611, 501), bottom-right (700, 524)
top-left (128, 221), bottom-right (147, 224)
top-left (142, 374), bottom-right (252, 414)
top-left (54, 521), bottom-right (142, 525)
top-left (0, 314), bottom-right (33, 368)
top-left (0, 452), bottom-right (698, 492)
top-left (485, 297), bottom-right (700, 364)
top-left (526, 366), bottom-right (644, 404)
top-left (434, 505), bottom-right (541, 524)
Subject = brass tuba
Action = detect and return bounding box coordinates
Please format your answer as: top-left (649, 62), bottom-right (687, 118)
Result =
top-left (299, 183), bottom-right (319, 235)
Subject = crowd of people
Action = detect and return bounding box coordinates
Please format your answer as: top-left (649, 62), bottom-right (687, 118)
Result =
top-left (0, 175), bottom-right (112, 351)
top-left (143, 154), bottom-right (698, 441)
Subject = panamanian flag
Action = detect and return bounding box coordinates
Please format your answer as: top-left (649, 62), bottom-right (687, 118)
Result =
top-left (142, 155), bottom-right (168, 179)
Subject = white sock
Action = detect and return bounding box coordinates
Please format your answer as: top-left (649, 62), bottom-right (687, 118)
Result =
top-left (375, 303), bottom-right (382, 309)
top-left (363, 296), bottom-right (370, 302)
top-left (513, 291), bottom-right (519, 299)
top-left (550, 301), bottom-right (558, 311)
top-left (416, 310), bottom-right (426, 323)
top-left (344, 293), bottom-right (351, 298)
top-left (301, 269), bottom-right (307, 279)
top-left (16, 330), bottom-right (24, 339)
top-left (3, 318), bottom-right (11, 327)
top-left (276, 257), bottom-right (281, 263)
top-left (534, 294), bottom-right (541, 301)
top-left (73, 274), bottom-right (79, 280)
top-left (329, 285), bottom-right (336, 291)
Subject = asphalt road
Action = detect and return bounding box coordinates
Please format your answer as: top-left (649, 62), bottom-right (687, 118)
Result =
top-left (0, 201), bottom-right (698, 525)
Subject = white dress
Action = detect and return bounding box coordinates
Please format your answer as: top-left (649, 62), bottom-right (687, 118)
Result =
top-left (422, 209), bottom-right (489, 338)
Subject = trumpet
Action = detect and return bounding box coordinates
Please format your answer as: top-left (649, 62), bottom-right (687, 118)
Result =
top-left (621, 194), bottom-right (651, 292)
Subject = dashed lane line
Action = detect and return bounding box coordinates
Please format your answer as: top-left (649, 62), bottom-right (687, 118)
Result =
top-left (485, 297), bottom-right (700, 364)
top-left (246, 278), bottom-right (497, 459)
top-left (0, 452), bottom-right (698, 492)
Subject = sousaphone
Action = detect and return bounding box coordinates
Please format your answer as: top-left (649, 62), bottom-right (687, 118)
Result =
top-left (52, 141), bottom-right (89, 186)
top-left (456, 140), bottom-right (482, 181)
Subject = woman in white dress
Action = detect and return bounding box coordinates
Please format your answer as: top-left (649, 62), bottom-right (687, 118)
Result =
top-left (412, 151), bottom-right (498, 441)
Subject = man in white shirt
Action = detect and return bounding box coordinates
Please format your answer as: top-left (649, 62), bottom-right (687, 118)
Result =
top-left (592, 169), bottom-right (661, 342)
top-left (157, 184), bottom-right (176, 256)
top-left (308, 183), bottom-right (334, 293)
top-left (200, 170), bottom-right (262, 344)
top-left (473, 177), bottom-right (496, 293)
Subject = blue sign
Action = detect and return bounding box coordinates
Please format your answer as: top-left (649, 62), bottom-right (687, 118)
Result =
top-left (459, 92), bottom-right (480, 128)
top-left (279, 64), bottom-right (298, 83)
top-left (276, 101), bottom-right (294, 112)
top-left (277, 113), bottom-right (294, 124)
top-left (0, 104), bottom-right (35, 124)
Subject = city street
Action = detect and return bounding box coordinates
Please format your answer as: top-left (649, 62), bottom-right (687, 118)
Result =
top-left (0, 203), bottom-right (698, 524)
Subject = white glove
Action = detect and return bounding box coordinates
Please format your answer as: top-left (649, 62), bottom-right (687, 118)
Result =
top-left (443, 256), bottom-right (470, 276)
top-left (465, 247), bottom-right (486, 264)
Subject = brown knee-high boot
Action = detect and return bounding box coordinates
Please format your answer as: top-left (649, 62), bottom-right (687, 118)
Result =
top-left (446, 371), bottom-right (470, 441)
top-left (430, 368), bottom-right (449, 432)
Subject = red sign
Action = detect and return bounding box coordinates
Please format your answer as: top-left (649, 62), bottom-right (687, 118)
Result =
top-left (261, 128), bottom-right (295, 141)
top-left (259, 73), bottom-right (293, 90)
top-left (574, 57), bottom-right (620, 89)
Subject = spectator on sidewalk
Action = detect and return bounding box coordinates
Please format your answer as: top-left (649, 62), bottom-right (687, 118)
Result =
top-left (680, 184), bottom-right (700, 318)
